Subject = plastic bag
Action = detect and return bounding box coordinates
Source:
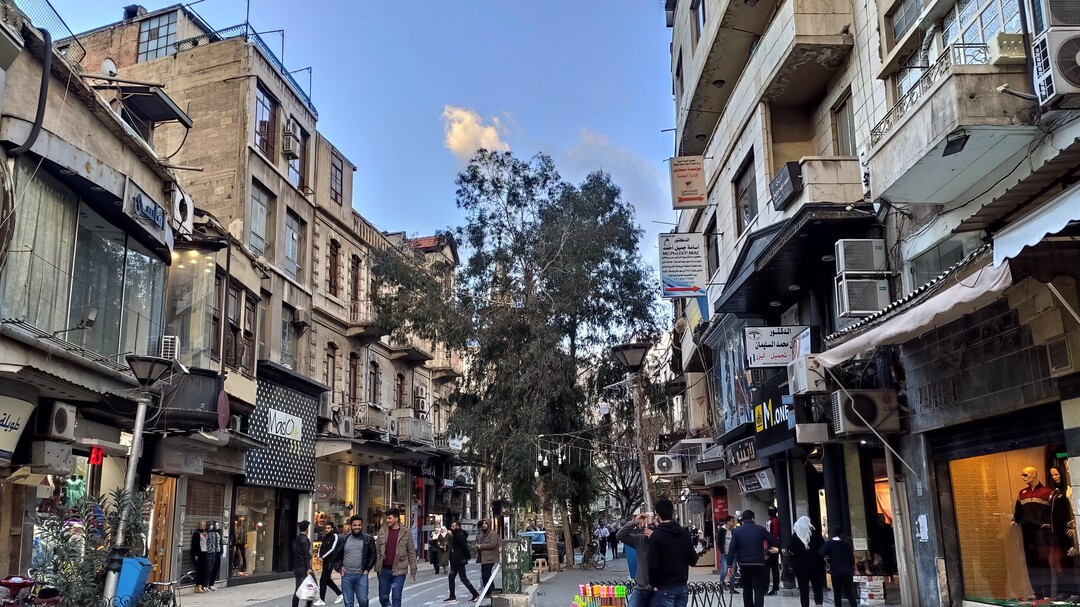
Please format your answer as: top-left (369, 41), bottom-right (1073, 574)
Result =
top-left (295, 574), bottom-right (318, 600)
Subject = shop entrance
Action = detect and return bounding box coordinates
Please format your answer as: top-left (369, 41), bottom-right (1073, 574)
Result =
top-left (275, 489), bottom-right (298, 572)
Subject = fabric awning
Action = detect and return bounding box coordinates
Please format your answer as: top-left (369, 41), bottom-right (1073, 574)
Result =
top-left (817, 260), bottom-right (1014, 367)
top-left (993, 182), bottom-right (1080, 266)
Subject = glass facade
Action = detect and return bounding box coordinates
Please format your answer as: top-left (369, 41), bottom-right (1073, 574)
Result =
top-left (233, 486), bottom-right (279, 577)
top-left (314, 462), bottom-right (357, 530)
top-left (164, 249), bottom-right (218, 369)
top-left (367, 468), bottom-right (410, 535)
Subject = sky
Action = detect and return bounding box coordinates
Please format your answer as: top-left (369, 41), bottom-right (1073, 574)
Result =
top-left (47, 0), bottom-right (678, 272)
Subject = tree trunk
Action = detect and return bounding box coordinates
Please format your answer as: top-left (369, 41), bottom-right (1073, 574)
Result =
top-left (562, 501), bottom-right (576, 569)
top-left (538, 482), bottom-right (561, 572)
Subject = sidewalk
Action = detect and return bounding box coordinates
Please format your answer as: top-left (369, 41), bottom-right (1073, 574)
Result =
top-left (180, 577), bottom-right (297, 606)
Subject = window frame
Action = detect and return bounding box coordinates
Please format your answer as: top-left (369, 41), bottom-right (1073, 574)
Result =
top-left (888, 0), bottom-right (921, 43)
top-left (350, 255), bottom-right (362, 302)
top-left (368, 361), bottom-right (381, 405)
top-left (692, 0), bottom-right (706, 48)
top-left (137, 11), bottom-right (178, 63)
top-left (280, 305), bottom-right (297, 369)
top-left (325, 344), bottom-right (337, 395)
top-left (348, 353), bottom-right (360, 403)
top-left (705, 216), bottom-right (720, 279)
top-left (395, 373), bottom-right (406, 410)
top-left (833, 93), bottom-right (857, 157)
top-left (328, 240), bottom-right (341, 297)
top-left (284, 209), bottom-right (304, 281)
top-left (249, 181), bottom-right (273, 257)
top-left (330, 154), bottom-right (344, 205)
top-left (288, 120), bottom-right (309, 190)
top-left (211, 274), bottom-right (222, 360)
top-left (254, 85), bottom-right (278, 158)
top-left (733, 153), bottom-right (758, 236)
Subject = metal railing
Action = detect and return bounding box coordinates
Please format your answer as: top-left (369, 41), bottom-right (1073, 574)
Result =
top-left (355, 403), bottom-right (388, 430)
top-left (172, 23), bottom-right (317, 117)
top-left (435, 433), bottom-right (462, 451)
top-left (397, 416), bottom-right (434, 444)
top-left (870, 43), bottom-right (990, 147)
top-left (349, 299), bottom-right (375, 325)
top-left (391, 335), bottom-right (433, 357)
top-left (14, 0), bottom-right (87, 64)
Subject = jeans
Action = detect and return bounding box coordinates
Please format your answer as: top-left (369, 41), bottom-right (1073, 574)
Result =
top-left (321, 566), bottom-right (342, 600)
top-left (627, 586), bottom-right (654, 607)
top-left (448, 562), bottom-right (478, 598)
top-left (652, 584), bottom-right (689, 607)
top-left (720, 555), bottom-right (728, 583)
top-left (481, 563), bottom-right (495, 590)
top-left (795, 572), bottom-right (824, 607)
top-left (377, 568), bottom-right (405, 607)
top-left (740, 564), bottom-right (769, 607)
top-left (293, 569), bottom-right (314, 607)
top-left (342, 572), bottom-right (369, 607)
top-left (831, 574), bottom-right (857, 607)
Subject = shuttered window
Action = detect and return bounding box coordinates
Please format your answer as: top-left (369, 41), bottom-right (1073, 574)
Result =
top-left (181, 479), bottom-right (226, 579)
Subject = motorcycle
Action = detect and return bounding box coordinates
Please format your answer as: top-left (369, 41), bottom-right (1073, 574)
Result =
top-left (0, 570), bottom-right (60, 606)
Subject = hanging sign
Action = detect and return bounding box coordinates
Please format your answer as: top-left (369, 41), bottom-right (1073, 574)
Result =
top-left (267, 408), bottom-right (303, 442)
top-left (743, 326), bottom-right (808, 367)
top-left (659, 233), bottom-right (708, 298)
top-left (669, 156), bottom-right (709, 209)
top-left (0, 396), bottom-right (34, 467)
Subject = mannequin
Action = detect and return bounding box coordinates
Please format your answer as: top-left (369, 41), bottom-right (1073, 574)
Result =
top-left (1050, 467), bottom-right (1079, 599)
top-left (64, 475), bottom-right (86, 508)
top-left (1013, 466), bottom-right (1054, 599)
top-left (206, 521), bottom-right (222, 591)
top-left (192, 521), bottom-right (210, 593)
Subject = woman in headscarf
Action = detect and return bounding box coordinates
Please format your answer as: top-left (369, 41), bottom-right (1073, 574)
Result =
top-left (430, 526), bottom-right (450, 574)
top-left (786, 516), bottom-right (826, 607)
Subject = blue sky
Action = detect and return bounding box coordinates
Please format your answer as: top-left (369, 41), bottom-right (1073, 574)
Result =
top-left (49, 0), bottom-right (677, 269)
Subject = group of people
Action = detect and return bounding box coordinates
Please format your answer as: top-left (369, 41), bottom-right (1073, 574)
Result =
top-left (426, 518), bottom-right (501, 601)
top-left (594, 523), bottom-right (621, 559)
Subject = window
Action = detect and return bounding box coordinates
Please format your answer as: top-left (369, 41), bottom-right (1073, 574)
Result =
top-left (833, 94), bottom-right (857, 157)
top-left (330, 154), bottom-right (344, 205)
top-left (941, 0), bottom-right (1021, 56)
top-left (348, 353), bottom-right (360, 402)
top-left (325, 345), bottom-right (337, 394)
top-left (368, 361), bottom-right (382, 404)
top-left (350, 255), bottom-right (362, 302)
top-left (137, 11), bottom-right (177, 62)
top-left (164, 249), bottom-right (217, 369)
top-left (895, 49), bottom-right (928, 98)
top-left (211, 275), bottom-right (222, 359)
top-left (734, 154), bottom-right (758, 235)
top-left (395, 373), bottom-right (406, 409)
top-left (674, 53), bottom-right (684, 104)
top-left (223, 283), bottom-right (241, 369)
top-left (281, 305), bottom-right (297, 369)
top-left (328, 240), bottom-right (341, 296)
top-left (705, 216), bottom-right (720, 278)
top-left (257, 298), bottom-right (268, 360)
top-left (284, 209), bottom-right (304, 281)
top-left (908, 233), bottom-right (982, 293)
top-left (242, 295), bottom-right (255, 373)
top-left (254, 85), bottom-right (278, 158)
top-left (692, 0), bottom-right (706, 47)
top-left (287, 121), bottom-right (309, 189)
top-left (249, 181), bottom-right (273, 257)
top-left (889, 0), bottom-right (920, 42)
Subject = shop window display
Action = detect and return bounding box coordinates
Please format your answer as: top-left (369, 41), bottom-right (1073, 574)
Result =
top-left (314, 462), bottom-right (357, 533)
top-left (233, 486), bottom-right (278, 576)
top-left (950, 447), bottom-right (1079, 604)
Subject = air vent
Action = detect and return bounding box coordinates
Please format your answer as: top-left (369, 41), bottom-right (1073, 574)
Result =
top-left (161, 335), bottom-right (180, 360)
top-left (1047, 334), bottom-right (1076, 377)
top-left (1056, 36), bottom-right (1080, 86)
top-left (1049, 0), bottom-right (1080, 26)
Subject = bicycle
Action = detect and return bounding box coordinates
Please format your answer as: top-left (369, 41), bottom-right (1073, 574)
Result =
top-left (582, 540), bottom-right (606, 570)
top-left (143, 570), bottom-right (196, 607)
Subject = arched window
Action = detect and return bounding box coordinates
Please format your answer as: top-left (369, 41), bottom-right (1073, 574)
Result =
top-left (328, 240), bottom-right (341, 296)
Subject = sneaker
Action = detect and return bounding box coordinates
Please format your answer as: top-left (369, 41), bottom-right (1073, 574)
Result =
top-left (470, 595), bottom-right (480, 602)
top-left (209, 586), bottom-right (217, 591)
top-left (313, 601), bottom-right (326, 606)
top-left (444, 597), bottom-right (457, 602)
top-left (335, 596), bottom-right (345, 604)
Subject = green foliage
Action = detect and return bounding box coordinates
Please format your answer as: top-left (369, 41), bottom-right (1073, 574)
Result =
top-left (372, 149), bottom-right (658, 513)
top-left (32, 487), bottom-right (155, 607)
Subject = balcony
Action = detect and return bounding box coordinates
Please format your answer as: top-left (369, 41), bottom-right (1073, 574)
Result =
top-left (389, 335), bottom-right (434, 364)
top-left (681, 0), bottom-right (852, 155)
top-left (435, 433), bottom-right (463, 452)
top-left (868, 44), bottom-right (1036, 203)
top-left (769, 157), bottom-right (864, 212)
top-left (355, 403), bottom-right (388, 432)
top-left (397, 416), bottom-right (434, 445)
top-left (345, 300), bottom-right (382, 339)
top-left (430, 348), bottom-right (464, 382)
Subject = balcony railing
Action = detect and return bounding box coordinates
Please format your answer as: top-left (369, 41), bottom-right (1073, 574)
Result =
top-left (435, 433), bottom-right (462, 451)
top-left (349, 300), bottom-right (375, 325)
top-left (355, 403), bottom-right (388, 431)
top-left (398, 416), bottom-right (434, 445)
top-left (390, 335), bottom-right (434, 362)
top-left (870, 44), bottom-right (990, 147)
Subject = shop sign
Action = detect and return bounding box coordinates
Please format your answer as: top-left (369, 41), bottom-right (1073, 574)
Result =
top-left (659, 233), bottom-right (708, 298)
top-left (448, 436), bottom-right (464, 451)
top-left (669, 155), bottom-right (708, 209)
top-left (744, 326), bottom-right (808, 368)
top-left (0, 396), bottom-right (34, 467)
top-left (769, 162), bottom-right (804, 211)
top-left (754, 395), bottom-right (793, 434)
top-left (124, 179), bottom-right (173, 251)
top-left (156, 444), bottom-right (204, 475)
top-left (267, 408), bottom-right (302, 442)
top-left (204, 447), bottom-right (245, 474)
top-left (737, 468), bottom-right (775, 494)
top-left (724, 437), bottom-right (759, 475)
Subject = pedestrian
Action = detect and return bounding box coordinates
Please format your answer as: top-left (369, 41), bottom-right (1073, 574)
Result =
top-left (316, 521), bottom-right (344, 606)
top-left (293, 520), bottom-right (316, 607)
top-left (715, 516), bottom-right (738, 594)
top-left (608, 524), bottom-right (618, 559)
top-left (476, 518), bottom-right (500, 591)
top-left (444, 520), bottom-right (480, 601)
top-left (430, 527), bottom-right (449, 574)
top-left (339, 515), bottom-right (377, 607)
top-left (617, 513), bottom-right (653, 607)
top-left (374, 508), bottom-right (417, 607)
top-left (725, 510), bottom-right (780, 607)
top-left (786, 517), bottom-right (825, 607)
top-left (819, 526), bottom-right (857, 607)
top-left (766, 507), bottom-right (781, 596)
top-left (596, 524), bottom-right (610, 559)
top-left (647, 500), bottom-right (698, 607)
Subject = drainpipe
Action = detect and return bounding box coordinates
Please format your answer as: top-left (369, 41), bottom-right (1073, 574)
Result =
top-left (1016, 0), bottom-right (1038, 101)
top-left (11, 28), bottom-right (50, 157)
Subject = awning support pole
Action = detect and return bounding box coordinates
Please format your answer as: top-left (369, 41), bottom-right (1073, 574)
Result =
top-left (1047, 282), bottom-right (1080, 326)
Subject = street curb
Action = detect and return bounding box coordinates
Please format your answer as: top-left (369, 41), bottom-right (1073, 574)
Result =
top-left (525, 571), bottom-right (560, 602)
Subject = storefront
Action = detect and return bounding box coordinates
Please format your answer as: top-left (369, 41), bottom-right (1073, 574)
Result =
top-left (366, 466), bottom-right (410, 535)
top-left (314, 461), bottom-right (359, 530)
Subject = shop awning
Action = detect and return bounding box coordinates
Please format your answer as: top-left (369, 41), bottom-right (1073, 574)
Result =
top-left (993, 182), bottom-right (1080, 267)
top-left (818, 250), bottom-right (1013, 368)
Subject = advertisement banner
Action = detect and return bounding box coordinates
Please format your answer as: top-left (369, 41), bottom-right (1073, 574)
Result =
top-left (659, 233), bottom-right (709, 299)
top-left (669, 156), bottom-right (708, 209)
top-left (743, 326), bottom-right (808, 368)
top-left (0, 396), bottom-right (34, 467)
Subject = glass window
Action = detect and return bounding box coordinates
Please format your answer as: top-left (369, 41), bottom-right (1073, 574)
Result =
top-left (834, 94), bottom-right (857, 156)
top-left (249, 182), bottom-right (273, 257)
top-left (908, 233), bottom-right (982, 293)
top-left (692, 0), bottom-right (706, 47)
top-left (330, 154), bottom-right (344, 205)
top-left (705, 217), bottom-right (719, 279)
top-left (120, 238), bottom-right (166, 358)
top-left (889, 0), bottom-right (920, 42)
top-left (368, 361), bottom-right (381, 404)
top-left (68, 207), bottom-right (127, 357)
top-left (287, 121), bottom-right (309, 190)
top-left (211, 275), bottom-right (222, 359)
top-left (285, 210), bottom-right (303, 281)
top-left (254, 85), bottom-right (277, 158)
top-left (257, 298), bottom-right (268, 361)
top-left (734, 154), bottom-right (757, 236)
top-left (233, 486), bottom-right (278, 576)
top-left (674, 53), bottom-right (684, 105)
top-left (941, 0), bottom-right (1022, 53)
top-left (367, 469), bottom-right (391, 535)
top-left (325, 345), bottom-right (337, 395)
top-left (137, 11), bottom-right (177, 62)
top-left (164, 249), bottom-right (217, 369)
top-left (395, 373), bottom-right (406, 409)
top-left (314, 463), bottom-right (358, 532)
top-left (895, 49), bottom-right (927, 98)
top-left (242, 295), bottom-right (255, 373)
top-left (350, 255), bottom-right (362, 302)
top-left (348, 353), bottom-right (360, 402)
top-left (281, 305), bottom-right (297, 369)
top-left (328, 240), bottom-right (341, 296)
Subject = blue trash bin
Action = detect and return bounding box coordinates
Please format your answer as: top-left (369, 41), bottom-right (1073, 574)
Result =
top-left (116, 556), bottom-right (153, 605)
top-left (625, 545), bottom-right (637, 579)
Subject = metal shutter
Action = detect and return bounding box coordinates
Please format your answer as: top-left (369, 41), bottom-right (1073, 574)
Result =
top-left (930, 404), bottom-right (1064, 461)
top-left (180, 479), bottom-right (226, 580)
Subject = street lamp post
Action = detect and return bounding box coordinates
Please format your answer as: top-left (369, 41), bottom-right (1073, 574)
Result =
top-left (612, 341), bottom-right (653, 512)
top-left (103, 355), bottom-right (174, 607)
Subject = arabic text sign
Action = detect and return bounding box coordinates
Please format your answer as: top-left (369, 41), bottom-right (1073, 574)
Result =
top-left (0, 396), bottom-right (35, 466)
top-left (669, 156), bottom-right (708, 209)
top-left (744, 326), bottom-right (809, 368)
top-left (659, 233), bottom-right (709, 299)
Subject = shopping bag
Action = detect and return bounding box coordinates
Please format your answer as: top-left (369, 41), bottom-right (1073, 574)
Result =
top-left (295, 574), bottom-right (318, 600)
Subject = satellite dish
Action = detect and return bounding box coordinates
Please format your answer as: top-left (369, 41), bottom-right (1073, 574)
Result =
top-left (101, 58), bottom-right (118, 77)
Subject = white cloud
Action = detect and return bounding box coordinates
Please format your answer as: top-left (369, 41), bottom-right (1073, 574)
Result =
top-left (441, 105), bottom-right (510, 163)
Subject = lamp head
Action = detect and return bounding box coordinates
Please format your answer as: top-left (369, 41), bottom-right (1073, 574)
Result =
top-left (125, 354), bottom-right (174, 388)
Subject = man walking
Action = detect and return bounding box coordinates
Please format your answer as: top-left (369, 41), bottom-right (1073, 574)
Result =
top-left (766, 507), bottom-right (782, 596)
top-left (617, 513), bottom-right (654, 607)
top-left (445, 520), bottom-right (480, 602)
top-left (316, 522), bottom-right (344, 605)
top-left (340, 515), bottom-right (377, 607)
top-left (608, 524), bottom-right (619, 559)
top-left (476, 519), bottom-right (500, 591)
top-left (375, 508), bottom-right (417, 607)
top-left (726, 510), bottom-right (780, 607)
top-left (819, 526), bottom-right (857, 607)
top-left (647, 500), bottom-right (698, 607)
top-left (293, 521), bottom-right (316, 607)
top-left (716, 516), bottom-right (737, 593)
top-left (596, 524), bottom-right (609, 559)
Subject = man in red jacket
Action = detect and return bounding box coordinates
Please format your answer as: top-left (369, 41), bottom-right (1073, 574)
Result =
top-left (766, 507), bottom-right (781, 596)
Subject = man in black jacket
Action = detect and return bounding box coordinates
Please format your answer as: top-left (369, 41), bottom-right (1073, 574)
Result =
top-left (293, 521), bottom-right (316, 607)
top-left (646, 499), bottom-right (698, 607)
top-left (617, 513), bottom-right (653, 607)
top-left (819, 526), bottom-right (857, 607)
top-left (341, 515), bottom-right (377, 607)
top-left (726, 510), bottom-right (780, 607)
top-left (317, 522), bottom-right (344, 605)
top-left (445, 521), bottom-right (479, 602)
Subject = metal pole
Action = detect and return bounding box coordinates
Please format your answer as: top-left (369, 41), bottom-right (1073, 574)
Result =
top-left (103, 394), bottom-right (150, 605)
top-left (632, 372), bottom-right (653, 510)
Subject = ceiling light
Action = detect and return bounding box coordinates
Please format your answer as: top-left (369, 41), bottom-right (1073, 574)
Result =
top-left (770, 301), bottom-right (782, 307)
top-left (788, 284), bottom-right (801, 291)
top-left (695, 133), bottom-right (707, 141)
top-left (822, 254), bottom-right (835, 262)
top-left (712, 79), bottom-right (726, 88)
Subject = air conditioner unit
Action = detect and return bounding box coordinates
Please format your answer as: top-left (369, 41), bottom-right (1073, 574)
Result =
top-left (831, 389), bottom-right (901, 436)
top-left (228, 415), bottom-right (242, 433)
top-left (38, 402), bottom-right (76, 442)
top-left (292, 308), bottom-right (311, 326)
top-left (1046, 333), bottom-right (1080, 377)
top-left (835, 239), bottom-right (887, 274)
top-left (171, 186), bottom-right (195, 236)
top-left (317, 392), bottom-right (334, 419)
top-left (653, 454), bottom-right (684, 475)
top-left (788, 355), bottom-right (828, 395)
top-left (838, 278), bottom-right (891, 317)
top-left (387, 417), bottom-right (399, 438)
top-left (1029, 0), bottom-right (1080, 35)
top-left (282, 121), bottom-right (300, 159)
top-left (1033, 28), bottom-right (1080, 108)
top-left (338, 418), bottom-right (355, 437)
top-left (988, 31), bottom-right (1027, 64)
top-left (161, 335), bottom-right (180, 360)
